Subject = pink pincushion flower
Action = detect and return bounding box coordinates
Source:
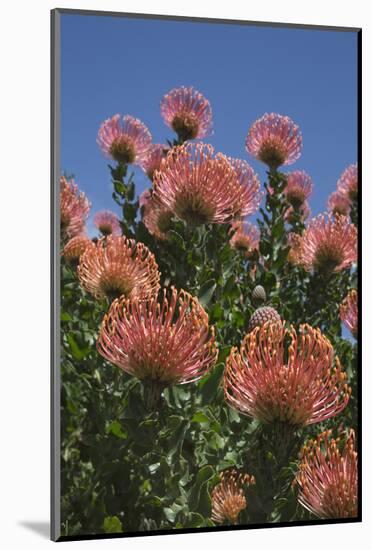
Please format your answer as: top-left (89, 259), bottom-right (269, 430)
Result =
top-left (228, 158), bottom-right (262, 217)
top-left (327, 190), bottom-right (351, 216)
top-left (97, 287), bottom-right (218, 404)
top-left (97, 114), bottom-right (152, 165)
top-left (284, 170), bottom-right (313, 208)
top-left (211, 470), bottom-right (255, 525)
top-left (285, 201), bottom-right (311, 224)
top-left (78, 235), bottom-right (160, 302)
top-left (152, 143), bottom-right (257, 226)
top-left (245, 113), bottom-right (302, 170)
top-left (161, 86), bottom-right (213, 141)
top-left (93, 210), bottom-right (121, 237)
top-left (140, 144), bottom-right (167, 180)
top-left (295, 430), bottom-right (358, 519)
top-left (340, 289), bottom-right (358, 337)
top-left (60, 176), bottom-right (90, 240)
top-left (142, 196), bottom-right (173, 241)
top-left (139, 188), bottom-right (152, 209)
top-left (289, 213), bottom-right (357, 274)
top-left (337, 164), bottom-right (358, 202)
top-left (229, 221), bottom-right (260, 258)
top-left (63, 235), bottom-right (94, 265)
top-left (224, 321), bottom-right (350, 426)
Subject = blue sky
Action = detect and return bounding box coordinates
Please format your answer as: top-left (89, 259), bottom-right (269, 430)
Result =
top-left (60, 14), bottom-right (358, 237)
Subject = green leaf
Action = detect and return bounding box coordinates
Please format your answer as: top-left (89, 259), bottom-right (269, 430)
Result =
top-left (191, 412), bottom-right (210, 424)
top-left (103, 516), bottom-right (122, 534)
top-left (188, 465), bottom-right (214, 513)
top-left (198, 280), bottom-right (217, 307)
top-left (199, 364), bottom-right (224, 404)
top-left (106, 420), bottom-right (127, 439)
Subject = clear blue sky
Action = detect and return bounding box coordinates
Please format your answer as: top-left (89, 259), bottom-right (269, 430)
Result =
top-left (60, 13), bottom-right (358, 237)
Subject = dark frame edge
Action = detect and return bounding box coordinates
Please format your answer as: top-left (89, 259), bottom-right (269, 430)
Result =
top-left (53, 7), bottom-right (361, 33)
top-left (51, 7), bottom-right (61, 543)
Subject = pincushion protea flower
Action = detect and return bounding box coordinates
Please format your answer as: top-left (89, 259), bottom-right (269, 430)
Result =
top-left (63, 235), bottom-right (94, 265)
top-left (93, 210), bottom-right (121, 237)
top-left (211, 469), bottom-right (255, 525)
top-left (284, 170), bottom-right (313, 208)
top-left (78, 235), bottom-right (160, 302)
top-left (285, 201), bottom-right (311, 224)
top-left (97, 287), bottom-right (218, 405)
top-left (247, 306), bottom-right (280, 332)
top-left (139, 188), bottom-right (152, 210)
top-left (295, 430), bottom-right (358, 519)
top-left (142, 196), bottom-right (173, 241)
top-left (60, 176), bottom-right (90, 240)
top-left (327, 191), bottom-right (351, 217)
top-left (229, 221), bottom-right (260, 258)
top-left (97, 114), bottom-right (152, 165)
top-left (289, 214), bottom-right (357, 274)
top-left (228, 158), bottom-right (262, 217)
top-left (245, 113), bottom-right (302, 170)
top-left (340, 289), bottom-right (358, 337)
top-left (337, 164), bottom-right (358, 202)
top-left (153, 143), bottom-right (255, 226)
top-left (160, 86), bottom-right (213, 141)
top-left (224, 321), bottom-right (350, 426)
top-left (139, 144), bottom-right (167, 180)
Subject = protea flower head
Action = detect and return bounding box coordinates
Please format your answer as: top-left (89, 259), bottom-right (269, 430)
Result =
top-left (139, 188), bottom-right (152, 210)
top-left (140, 144), bottom-right (167, 181)
top-left (97, 114), bottom-right (152, 165)
top-left (285, 201), bottom-right (311, 224)
top-left (245, 113), bottom-right (302, 170)
top-left (97, 287), bottom-right (218, 406)
top-left (142, 195), bottom-right (173, 240)
top-left (63, 235), bottom-right (94, 266)
top-left (295, 429), bottom-right (358, 519)
top-left (93, 210), bottom-right (121, 236)
top-left (153, 143), bottom-right (256, 226)
top-left (327, 191), bottom-right (351, 217)
top-left (211, 469), bottom-right (255, 525)
top-left (78, 235), bottom-right (160, 302)
top-left (340, 289), bottom-right (358, 338)
top-left (224, 321), bottom-right (350, 426)
top-left (284, 170), bottom-right (313, 208)
top-left (60, 176), bottom-right (90, 240)
top-left (160, 86), bottom-right (213, 141)
top-left (247, 306), bottom-right (280, 332)
top-left (289, 213), bottom-right (357, 274)
top-left (337, 164), bottom-right (358, 203)
top-left (228, 158), bottom-right (262, 217)
top-left (229, 221), bottom-right (260, 258)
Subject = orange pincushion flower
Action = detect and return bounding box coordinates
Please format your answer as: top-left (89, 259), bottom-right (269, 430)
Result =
top-left (211, 469), bottom-right (255, 525)
top-left (229, 221), bottom-right (260, 258)
top-left (295, 430), bottom-right (358, 519)
top-left (60, 177), bottom-right (90, 240)
top-left (289, 214), bottom-right (357, 274)
top-left (224, 321), bottom-right (350, 426)
top-left (161, 86), bottom-right (213, 141)
top-left (228, 158), bottom-right (262, 217)
top-left (97, 287), bottom-right (218, 388)
top-left (340, 289), bottom-right (358, 337)
top-left (153, 143), bottom-right (255, 226)
top-left (78, 235), bottom-right (160, 302)
top-left (142, 195), bottom-right (173, 241)
top-left (93, 210), bottom-right (121, 237)
top-left (63, 235), bottom-right (94, 265)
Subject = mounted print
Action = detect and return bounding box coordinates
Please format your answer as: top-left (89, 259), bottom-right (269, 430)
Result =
top-left (51, 9), bottom-right (361, 542)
